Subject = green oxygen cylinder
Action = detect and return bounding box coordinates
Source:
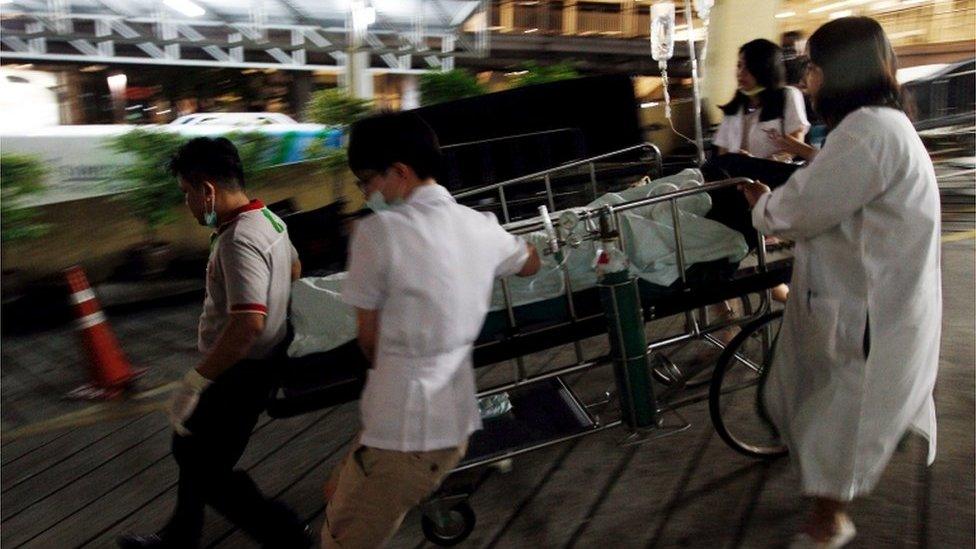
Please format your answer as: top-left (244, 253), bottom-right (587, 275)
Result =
top-left (595, 210), bottom-right (659, 430)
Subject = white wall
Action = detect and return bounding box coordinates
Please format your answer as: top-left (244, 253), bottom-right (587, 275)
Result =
top-left (701, 0), bottom-right (782, 123)
top-left (0, 68), bottom-right (61, 130)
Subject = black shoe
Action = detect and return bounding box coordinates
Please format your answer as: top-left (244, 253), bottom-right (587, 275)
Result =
top-left (116, 533), bottom-right (167, 549)
top-left (261, 524), bottom-right (314, 549)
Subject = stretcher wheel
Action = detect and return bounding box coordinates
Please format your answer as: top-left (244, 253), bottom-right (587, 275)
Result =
top-left (709, 310), bottom-right (788, 460)
top-left (421, 501), bottom-right (476, 546)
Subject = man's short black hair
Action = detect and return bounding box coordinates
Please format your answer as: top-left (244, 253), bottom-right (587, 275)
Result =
top-left (347, 111), bottom-right (442, 181)
top-left (169, 137), bottom-right (245, 190)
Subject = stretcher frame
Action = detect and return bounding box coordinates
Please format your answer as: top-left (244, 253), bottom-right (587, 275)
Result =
top-left (413, 147), bottom-right (790, 543)
top-left (442, 146), bottom-right (782, 467)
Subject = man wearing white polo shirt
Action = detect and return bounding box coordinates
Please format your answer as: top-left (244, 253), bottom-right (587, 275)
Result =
top-left (119, 137), bottom-right (307, 548)
top-left (321, 112), bottom-right (541, 548)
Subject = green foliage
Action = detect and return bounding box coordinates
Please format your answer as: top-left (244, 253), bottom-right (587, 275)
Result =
top-left (305, 88), bottom-right (373, 126)
top-left (419, 70), bottom-right (486, 106)
top-left (511, 62), bottom-right (579, 88)
top-left (109, 129), bottom-right (275, 242)
top-left (0, 153), bottom-right (50, 243)
top-left (231, 131), bottom-right (276, 184)
top-left (303, 140), bottom-right (349, 177)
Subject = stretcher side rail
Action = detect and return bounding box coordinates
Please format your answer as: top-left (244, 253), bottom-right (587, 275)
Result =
top-left (440, 127), bottom-right (589, 200)
top-left (453, 142), bottom-right (664, 224)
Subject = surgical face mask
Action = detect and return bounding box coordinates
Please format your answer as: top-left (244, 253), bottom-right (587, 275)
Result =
top-left (364, 173), bottom-right (405, 212)
top-left (740, 86), bottom-right (766, 97)
top-left (366, 191), bottom-right (390, 212)
top-left (202, 188), bottom-right (217, 228)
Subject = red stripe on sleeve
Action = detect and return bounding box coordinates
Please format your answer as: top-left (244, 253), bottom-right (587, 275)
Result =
top-left (230, 303), bottom-right (268, 314)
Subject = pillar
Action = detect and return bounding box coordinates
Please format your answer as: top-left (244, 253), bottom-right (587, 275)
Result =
top-left (563, 0), bottom-right (577, 35)
top-left (401, 75), bottom-right (420, 110)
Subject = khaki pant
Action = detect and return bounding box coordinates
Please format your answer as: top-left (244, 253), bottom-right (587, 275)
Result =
top-left (321, 440), bottom-right (467, 549)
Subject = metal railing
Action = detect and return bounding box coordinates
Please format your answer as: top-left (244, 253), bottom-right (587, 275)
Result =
top-left (454, 142), bottom-right (663, 223)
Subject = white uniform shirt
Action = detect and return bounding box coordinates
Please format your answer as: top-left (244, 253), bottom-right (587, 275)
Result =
top-left (713, 86), bottom-right (810, 159)
top-left (752, 107), bottom-right (941, 499)
top-left (342, 184), bottom-right (530, 451)
top-left (200, 200), bottom-right (298, 360)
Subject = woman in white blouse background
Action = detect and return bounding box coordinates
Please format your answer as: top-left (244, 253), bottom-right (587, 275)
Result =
top-left (714, 38), bottom-right (810, 161)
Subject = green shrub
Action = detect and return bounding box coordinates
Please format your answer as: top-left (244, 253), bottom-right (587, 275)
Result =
top-left (305, 88), bottom-right (373, 126)
top-left (511, 62), bottom-right (579, 88)
top-left (0, 153), bottom-right (50, 243)
top-left (420, 70), bottom-right (486, 106)
top-left (109, 129), bottom-right (275, 242)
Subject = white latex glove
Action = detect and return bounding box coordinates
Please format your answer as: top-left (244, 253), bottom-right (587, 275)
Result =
top-left (169, 369), bottom-right (213, 436)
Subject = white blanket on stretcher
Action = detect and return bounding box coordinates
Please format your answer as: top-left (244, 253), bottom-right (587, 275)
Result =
top-left (288, 169), bottom-right (748, 358)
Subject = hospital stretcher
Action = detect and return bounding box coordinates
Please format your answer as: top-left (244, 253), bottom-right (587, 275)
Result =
top-left (269, 145), bottom-right (792, 545)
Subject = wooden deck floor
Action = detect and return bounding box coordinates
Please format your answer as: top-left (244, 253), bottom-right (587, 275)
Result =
top-left (2, 239), bottom-right (973, 548)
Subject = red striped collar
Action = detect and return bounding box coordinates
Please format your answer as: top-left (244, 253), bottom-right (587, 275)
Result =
top-left (217, 199), bottom-right (265, 234)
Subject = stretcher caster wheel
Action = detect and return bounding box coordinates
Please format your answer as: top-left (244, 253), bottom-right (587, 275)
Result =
top-left (421, 501), bottom-right (475, 546)
top-left (709, 310), bottom-right (788, 460)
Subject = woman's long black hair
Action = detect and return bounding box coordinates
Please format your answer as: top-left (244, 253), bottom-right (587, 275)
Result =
top-left (719, 39), bottom-right (787, 122)
top-left (807, 16), bottom-right (905, 129)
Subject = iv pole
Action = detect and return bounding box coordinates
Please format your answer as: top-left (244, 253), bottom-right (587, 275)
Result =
top-left (683, 0), bottom-right (706, 165)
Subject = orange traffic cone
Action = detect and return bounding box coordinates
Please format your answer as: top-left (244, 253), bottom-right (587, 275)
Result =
top-left (63, 266), bottom-right (142, 400)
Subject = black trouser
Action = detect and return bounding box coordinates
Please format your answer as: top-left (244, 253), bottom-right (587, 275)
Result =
top-left (701, 153), bottom-right (802, 249)
top-left (162, 359), bottom-right (305, 548)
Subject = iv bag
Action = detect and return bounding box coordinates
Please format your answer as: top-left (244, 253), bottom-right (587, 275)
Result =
top-left (694, 0), bottom-right (714, 20)
top-left (650, 2), bottom-right (676, 63)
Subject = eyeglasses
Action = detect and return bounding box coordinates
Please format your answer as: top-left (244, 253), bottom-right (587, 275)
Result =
top-left (355, 170), bottom-right (381, 192)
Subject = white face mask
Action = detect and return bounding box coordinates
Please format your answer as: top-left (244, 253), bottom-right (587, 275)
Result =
top-left (202, 185), bottom-right (217, 228)
top-left (366, 191), bottom-right (390, 212)
top-left (364, 172), bottom-right (405, 212)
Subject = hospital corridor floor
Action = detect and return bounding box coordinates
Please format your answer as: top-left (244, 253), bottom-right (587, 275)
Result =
top-left (1, 237), bottom-right (973, 548)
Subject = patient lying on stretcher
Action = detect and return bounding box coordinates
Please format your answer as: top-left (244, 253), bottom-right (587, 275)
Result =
top-left (288, 169), bottom-right (749, 359)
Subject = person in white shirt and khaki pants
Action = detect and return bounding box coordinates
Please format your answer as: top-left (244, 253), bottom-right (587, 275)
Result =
top-left (322, 112), bottom-right (541, 548)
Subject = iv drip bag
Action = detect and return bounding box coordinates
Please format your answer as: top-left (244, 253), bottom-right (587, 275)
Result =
top-left (694, 0), bottom-right (714, 20)
top-left (650, 2), bottom-right (675, 63)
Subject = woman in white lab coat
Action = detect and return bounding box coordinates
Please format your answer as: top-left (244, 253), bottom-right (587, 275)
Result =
top-left (740, 17), bottom-right (941, 548)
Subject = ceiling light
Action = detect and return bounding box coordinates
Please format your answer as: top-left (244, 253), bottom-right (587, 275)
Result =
top-left (164, 0), bottom-right (205, 17)
top-left (775, 11), bottom-right (796, 18)
top-left (829, 9), bottom-right (853, 18)
top-left (106, 73), bottom-right (127, 95)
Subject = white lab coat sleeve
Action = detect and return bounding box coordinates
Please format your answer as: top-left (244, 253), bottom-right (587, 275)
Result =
top-left (751, 129), bottom-right (885, 240)
top-left (783, 86), bottom-right (810, 136)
